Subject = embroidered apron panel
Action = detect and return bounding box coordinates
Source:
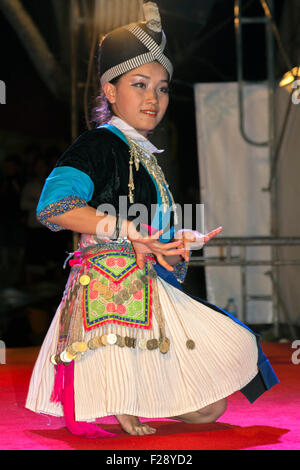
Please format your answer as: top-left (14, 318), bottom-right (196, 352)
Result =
top-left (85, 249), bottom-right (138, 282)
top-left (82, 249), bottom-right (153, 330)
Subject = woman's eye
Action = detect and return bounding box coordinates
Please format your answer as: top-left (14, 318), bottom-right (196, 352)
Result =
top-left (132, 82), bottom-right (146, 88)
top-left (159, 87), bottom-right (169, 94)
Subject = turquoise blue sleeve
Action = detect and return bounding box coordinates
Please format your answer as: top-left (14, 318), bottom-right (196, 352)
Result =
top-left (36, 166), bottom-right (94, 231)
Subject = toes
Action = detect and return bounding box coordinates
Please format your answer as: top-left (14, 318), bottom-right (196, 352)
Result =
top-left (115, 415), bottom-right (156, 436)
top-left (145, 425), bottom-right (156, 435)
top-left (134, 426), bottom-right (142, 436)
top-left (136, 424), bottom-right (156, 435)
top-left (142, 426), bottom-right (155, 435)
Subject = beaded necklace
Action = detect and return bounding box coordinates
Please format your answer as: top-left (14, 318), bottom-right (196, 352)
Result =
top-left (125, 134), bottom-right (178, 224)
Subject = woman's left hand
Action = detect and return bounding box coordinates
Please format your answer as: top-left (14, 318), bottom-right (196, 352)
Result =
top-left (174, 226), bottom-right (223, 261)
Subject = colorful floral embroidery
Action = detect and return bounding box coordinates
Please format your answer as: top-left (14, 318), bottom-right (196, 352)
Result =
top-left (82, 249), bottom-right (153, 330)
top-left (84, 249), bottom-right (139, 283)
top-left (37, 196), bottom-right (87, 231)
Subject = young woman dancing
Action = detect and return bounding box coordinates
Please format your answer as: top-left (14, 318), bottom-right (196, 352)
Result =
top-left (26, 1), bottom-right (278, 438)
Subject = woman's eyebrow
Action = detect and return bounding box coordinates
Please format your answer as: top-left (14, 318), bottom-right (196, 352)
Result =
top-left (131, 74), bottom-right (168, 83)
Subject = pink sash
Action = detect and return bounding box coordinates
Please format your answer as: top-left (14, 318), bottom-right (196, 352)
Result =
top-left (57, 362), bottom-right (116, 438)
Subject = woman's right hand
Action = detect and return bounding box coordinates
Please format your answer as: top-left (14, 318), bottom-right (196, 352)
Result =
top-left (125, 221), bottom-right (184, 271)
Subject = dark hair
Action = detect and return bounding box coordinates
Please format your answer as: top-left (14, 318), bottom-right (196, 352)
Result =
top-left (90, 90), bottom-right (111, 126)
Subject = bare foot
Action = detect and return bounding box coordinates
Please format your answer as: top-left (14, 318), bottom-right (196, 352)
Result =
top-left (115, 414), bottom-right (156, 436)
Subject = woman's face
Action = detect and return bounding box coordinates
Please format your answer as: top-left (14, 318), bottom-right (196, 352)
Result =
top-left (104, 62), bottom-right (169, 137)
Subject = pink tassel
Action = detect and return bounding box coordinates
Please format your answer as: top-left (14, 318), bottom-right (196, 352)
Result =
top-left (50, 364), bottom-right (64, 404)
top-left (62, 361), bottom-right (116, 438)
top-left (69, 258), bottom-right (83, 267)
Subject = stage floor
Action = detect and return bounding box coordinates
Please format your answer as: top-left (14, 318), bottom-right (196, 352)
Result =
top-left (0, 342), bottom-right (299, 450)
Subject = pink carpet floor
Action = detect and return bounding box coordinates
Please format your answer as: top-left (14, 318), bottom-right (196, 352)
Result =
top-left (0, 342), bottom-right (299, 450)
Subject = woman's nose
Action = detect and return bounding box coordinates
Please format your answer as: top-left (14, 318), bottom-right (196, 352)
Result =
top-left (145, 88), bottom-right (158, 104)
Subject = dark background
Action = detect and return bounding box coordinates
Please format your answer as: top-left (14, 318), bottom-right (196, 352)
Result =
top-left (0, 0), bottom-right (290, 346)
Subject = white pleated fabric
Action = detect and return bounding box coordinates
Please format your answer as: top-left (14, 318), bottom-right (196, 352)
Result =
top-left (26, 277), bottom-right (258, 421)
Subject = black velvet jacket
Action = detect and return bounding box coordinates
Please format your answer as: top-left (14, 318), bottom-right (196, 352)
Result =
top-left (56, 127), bottom-right (158, 223)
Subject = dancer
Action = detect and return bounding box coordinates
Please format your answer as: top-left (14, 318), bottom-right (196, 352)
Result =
top-left (26, 1), bottom-right (278, 437)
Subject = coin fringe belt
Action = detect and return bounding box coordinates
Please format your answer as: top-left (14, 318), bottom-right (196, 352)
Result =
top-left (50, 243), bottom-right (196, 370)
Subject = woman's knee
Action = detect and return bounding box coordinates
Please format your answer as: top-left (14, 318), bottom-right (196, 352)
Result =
top-left (213, 398), bottom-right (227, 420)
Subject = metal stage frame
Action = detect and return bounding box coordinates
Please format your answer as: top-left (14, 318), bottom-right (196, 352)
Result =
top-left (189, 236), bottom-right (300, 340)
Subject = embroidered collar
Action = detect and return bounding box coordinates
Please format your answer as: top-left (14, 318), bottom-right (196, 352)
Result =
top-left (108, 116), bottom-right (164, 155)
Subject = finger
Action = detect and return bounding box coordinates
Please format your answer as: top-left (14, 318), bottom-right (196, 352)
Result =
top-left (132, 235), bottom-right (181, 248)
top-left (131, 241), bottom-right (149, 253)
top-left (182, 232), bottom-right (195, 261)
top-left (132, 241), bottom-right (185, 260)
top-left (159, 247), bottom-right (186, 257)
top-left (183, 238), bottom-right (191, 262)
top-left (156, 254), bottom-right (174, 272)
top-left (210, 226), bottom-right (222, 236)
top-left (174, 230), bottom-right (196, 242)
top-left (137, 239), bottom-right (183, 254)
top-left (135, 253), bottom-right (145, 270)
top-left (160, 240), bottom-right (183, 249)
top-left (144, 239), bottom-right (183, 249)
top-left (204, 226), bottom-right (223, 243)
top-left (177, 232), bottom-right (191, 261)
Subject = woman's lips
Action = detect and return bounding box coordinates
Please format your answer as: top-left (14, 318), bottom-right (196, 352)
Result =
top-left (140, 110), bottom-right (158, 117)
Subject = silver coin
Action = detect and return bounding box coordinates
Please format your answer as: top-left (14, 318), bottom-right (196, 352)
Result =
top-left (50, 354), bottom-right (57, 365)
top-left (60, 350), bottom-right (72, 363)
top-left (138, 338), bottom-right (147, 350)
top-left (107, 333), bottom-right (117, 345)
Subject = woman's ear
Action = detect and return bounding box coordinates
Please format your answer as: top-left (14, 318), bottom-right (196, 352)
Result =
top-left (103, 82), bottom-right (116, 104)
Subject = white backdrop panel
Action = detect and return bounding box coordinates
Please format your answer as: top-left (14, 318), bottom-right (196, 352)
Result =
top-left (194, 82), bottom-right (273, 323)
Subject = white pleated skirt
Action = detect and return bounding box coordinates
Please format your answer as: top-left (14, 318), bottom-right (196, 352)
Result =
top-left (26, 274), bottom-right (259, 421)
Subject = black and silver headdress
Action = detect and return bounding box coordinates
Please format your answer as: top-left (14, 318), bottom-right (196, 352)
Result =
top-left (98, 1), bottom-right (173, 85)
